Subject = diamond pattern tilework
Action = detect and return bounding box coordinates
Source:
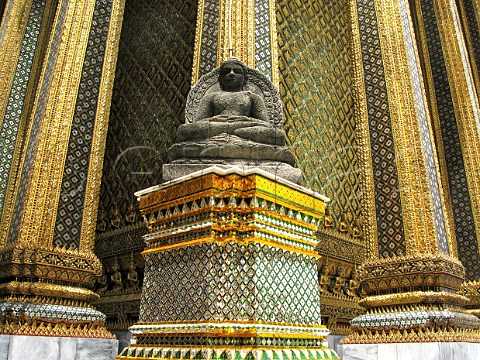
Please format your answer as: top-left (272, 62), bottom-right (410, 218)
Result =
top-left (140, 243), bottom-right (321, 324)
top-left (461, 0), bottom-right (480, 82)
top-left (0, 0), bottom-right (46, 220)
top-left (418, 0), bottom-right (480, 279)
top-left (254, 0), bottom-right (273, 81)
top-left (399, 0), bottom-right (448, 254)
top-left (276, 0), bottom-right (362, 220)
top-left (8, 0), bottom-right (67, 244)
top-left (98, 0), bottom-right (197, 229)
top-left (53, 0), bottom-right (112, 249)
top-left (198, 0), bottom-right (219, 79)
top-left (354, 0), bottom-right (405, 257)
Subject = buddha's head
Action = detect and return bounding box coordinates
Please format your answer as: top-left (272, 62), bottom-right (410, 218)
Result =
top-left (219, 58), bottom-right (248, 91)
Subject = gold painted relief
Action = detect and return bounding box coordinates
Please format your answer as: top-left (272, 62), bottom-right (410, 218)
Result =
top-left (349, 0), bottom-right (378, 260)
top-left (80, 0), bottom-right (125, 252)
top-left (15, 0), bottom-right (96, 248)
top-left (434, 0), bottom-right (480, 256)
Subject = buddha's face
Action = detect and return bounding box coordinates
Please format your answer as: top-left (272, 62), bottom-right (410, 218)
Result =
top-left (219, 62), bottom-right (245, 91)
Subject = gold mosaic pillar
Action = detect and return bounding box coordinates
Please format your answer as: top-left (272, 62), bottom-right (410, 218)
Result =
top-left (409, 0), bottom-right (480, 316)
top-left (192, 0), bottom-right (278, 86)
top-left (118, 168), bottom-right (338, 360)
top-left (344, 0), bottom-right (480, 344)
top-left (0, 0), bottom-right (124, 338)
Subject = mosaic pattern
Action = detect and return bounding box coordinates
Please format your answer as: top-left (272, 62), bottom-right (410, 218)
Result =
top-left (198, 0), bottom-right (220, 78)
top-left (353, 0), bottom-right (405, 257)
top-left (0, 0), bottom-right (46, 219)
top-left (417, 0), bottom-right (480, 277)
top-left (119, 347), bottom-right (339, 360)
top-left (53, 0), bottom-right (112, 249)
top-left (98, 0), bottom-right (197, 228)
top-left (140, 243), bottom-right (320, 324)
top-left (398, 0), bottom-right (448, 254)
top-left (0, 301), bottom-right (106, 322)
top-left (276, 0), bottom-right (362, 220)
top-left (254, 0), bottom-right (273, 81)
top-left (8, 0), bottom-right (68, 244)
top-left (461, 0), bottom-right (480, 88)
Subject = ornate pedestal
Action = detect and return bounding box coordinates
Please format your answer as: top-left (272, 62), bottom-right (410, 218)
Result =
top-left (118, 167), bottom-right (338, 359)
top-left (341, 254), bottom-right (480, 359)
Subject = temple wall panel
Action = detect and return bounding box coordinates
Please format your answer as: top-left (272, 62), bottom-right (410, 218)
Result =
top-left (98, 0), bottom-right (198, 229)
top-left (276, 0), bottom-right (361, 226)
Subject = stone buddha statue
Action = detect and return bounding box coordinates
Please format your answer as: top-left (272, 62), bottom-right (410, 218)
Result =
top-left (164, 58), bottom-right (302, 184)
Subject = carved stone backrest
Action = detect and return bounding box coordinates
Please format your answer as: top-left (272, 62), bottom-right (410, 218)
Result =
top-left (185, 67), bottom-right (283, 126)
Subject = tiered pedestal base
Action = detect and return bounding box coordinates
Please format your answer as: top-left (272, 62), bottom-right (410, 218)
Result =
top-left (341, 342), bottom-right (480, 360)
top-left (121, 167), bottom-right (338, 359)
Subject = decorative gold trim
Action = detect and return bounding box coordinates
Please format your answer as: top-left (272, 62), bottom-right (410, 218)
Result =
top-left (0, 316), bottom-right (114, 338)
top-left (15, 0), bottom-right (96, 247)
top-left (434, 0), bottom-right (480, 256)
top-left (349, 0), bottom-right (378, 259)
top-left (0, 0), bottom-right (33, 129)
top-left (343, 327), bottom-right (480, 344)
top-left (191, 0), bottom-right (205, 85)
top-left (80, 0), bottom-right (126, 253)
top-left (142, 236), bottom-right (321, 258)
top-left (135, 320), bottom-right (327, 329)
top-left (358, 291), bottom-right (469, 308)
top-left (0, 281), bottom-right (99, 302)
top-left (268, 0), bottom-right (278, 88)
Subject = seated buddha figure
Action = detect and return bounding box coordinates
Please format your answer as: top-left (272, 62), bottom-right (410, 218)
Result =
top-left (175, 58), bottom-right (286, 146)
top-left (166, 58), bottom-right (300, 183)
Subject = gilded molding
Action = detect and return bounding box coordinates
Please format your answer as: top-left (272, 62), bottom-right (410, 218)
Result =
top-left (268, 0), bottom-right (278, 87)
top-left (14, 0), bottom-right (96, 248)
top-left (192, 0), bottom-right (206, 84)
top-left (0, 281), bottom-right (99, 302)
top-left (434, 0), bottom-right (480, 256)
top-left (0, 0), bottom-right (32, 129)
top-left (358, 291), bottom-right (469, 308)
top-left (80, 0), bottom-right (125, 253)
top-left (343, 327), bottom-right (480, 344)
top-left (359, 253), bottom-right (465, 295)
top-left (0, 315), bottom-right (113, 338)
top-left (349, 0), bottom-right (378, 260)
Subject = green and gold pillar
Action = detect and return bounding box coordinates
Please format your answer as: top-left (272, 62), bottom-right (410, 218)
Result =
top-left (0, 0), bottom-right (124, 343)
top-left (343, 0), bottom-right (480, 349)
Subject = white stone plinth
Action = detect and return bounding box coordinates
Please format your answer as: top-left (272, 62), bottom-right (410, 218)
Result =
top-left (0, 335), bottom-right (118, 360)
top-left (341, 342), bottom-right (480, 360)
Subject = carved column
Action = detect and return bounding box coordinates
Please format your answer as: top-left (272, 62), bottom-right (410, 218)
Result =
top-left (0, 0), bottom-right (124, 342)
top-left (343, 0), bottom-right (480, 350)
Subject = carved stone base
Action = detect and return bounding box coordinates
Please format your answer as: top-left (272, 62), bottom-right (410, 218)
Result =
top-left (341, 342), bottom-right (480, 360)
top-left (0, 334), bottom-right (118, 360)
top-left (163, 161), bottom-right (302, 184)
